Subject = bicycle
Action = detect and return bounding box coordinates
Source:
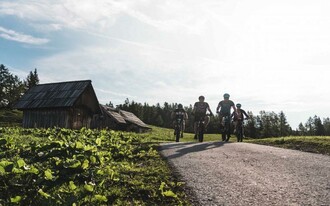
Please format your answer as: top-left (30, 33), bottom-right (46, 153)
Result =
top-left (197, 116), bottom-right (205, 142)
top-left (235, 118), bottom-right (247, 142)
top-left (221, 115), bottom-right (231, 142)
top-left (194, 114), bottom-right (211, 142)
top-left (174, 117), bottom-right (183, 142)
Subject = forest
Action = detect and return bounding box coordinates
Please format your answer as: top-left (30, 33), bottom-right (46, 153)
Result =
top-left (115, 99), bottom-right (330, 138)
top-left (1, 63), bottom-right (330, 138)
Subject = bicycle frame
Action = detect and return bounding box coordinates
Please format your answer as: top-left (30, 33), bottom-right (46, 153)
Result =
top-left (175, 118), bottom-right (183, 142)
top-left (235, 119), bottom-right (244, 142)
top-left (197, 116), bottom-right (205, 142)
top-left (222, 115), bottom-right (231, 142)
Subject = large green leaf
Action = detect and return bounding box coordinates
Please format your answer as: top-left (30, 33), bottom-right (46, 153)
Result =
top-left (81, 160), bottom-right (89, 170)
top-left (69, 181), bottom-right (77, 191)
top-left (44, 169), bottom-right (53, 180)
top-left (38, 189), bottom-right (51, 199)
top-left (10, 196), bottom-right (22, 203)
top-left (17, 159), bottom-right (26, 168)
top-left (64, 159), bottom-right (81, 169)
top-left (75, 141), bottom-right (84, 149)
top-left (95, 138), bottom-right (102, 146)
top-left (84, 183), bottom-right (94, 192)
top-left (0, 160), bottom-right (14, 172)
top-left (94, 195), bottom-right (107, 202)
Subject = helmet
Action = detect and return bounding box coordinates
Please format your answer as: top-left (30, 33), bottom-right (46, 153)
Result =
top-left (198, 95), bottom-right (205, 100)
top-left (236, 103), bottom-right (241, 108)
top-left (223, 93), bottom-right (230, 99)
top-left (178, 104), bottom-right (183, 109)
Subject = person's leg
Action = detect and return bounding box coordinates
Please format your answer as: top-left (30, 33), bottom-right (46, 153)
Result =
top-left (173, 120), bottom-right (176, 135)
top-left (181, 121), bottom-right (185, 137)
top-left (194, 121), bottom-right (198, 138)
top-left (233, 120), bottom-right (237, 133)
top-left (204, 115), bottom-right (210, 127)
top-left (219, 114), bottom-right (223, 129)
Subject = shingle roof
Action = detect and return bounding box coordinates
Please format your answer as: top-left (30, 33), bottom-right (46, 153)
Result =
top-left (100, 105), bottom-right (150, 129)
top-left (100, 105), bottom-right (126, 124)
top-left (14, 80), bottom-right (92, 109)
top-left (119, 110), bottom-right (150, 129)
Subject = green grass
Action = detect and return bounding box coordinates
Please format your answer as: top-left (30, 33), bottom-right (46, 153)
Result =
top-left (144, 125), bottom-right (230, 143)
top-left (0, 109), bottom-right (22, 127)
top-left (147, 126), bottom-right (330, 155)
top-left (246, 136), bottom-right (330, 155)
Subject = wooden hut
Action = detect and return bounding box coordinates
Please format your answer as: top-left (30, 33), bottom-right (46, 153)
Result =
top-left (97, 105), bottom-right (127, 130)
top-left (95, 105), bottom-right (151, 132)
top-left (119, 110), bottom-right (151, 132)
top-left (14, 80), bottom-right (101, 129)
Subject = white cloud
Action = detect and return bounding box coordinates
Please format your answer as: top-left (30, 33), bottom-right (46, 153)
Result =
top-left (2, 0), bottom-right (330, 128)
top-left (0, 26), bottom-right (49, 44)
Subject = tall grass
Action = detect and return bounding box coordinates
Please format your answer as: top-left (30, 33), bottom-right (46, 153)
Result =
top-left (246, 136), bottom-right (330, 155)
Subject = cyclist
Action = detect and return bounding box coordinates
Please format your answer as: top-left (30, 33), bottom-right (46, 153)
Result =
top-left (216, 93), bottom-right (236, 131)
top-left (192, 96), bottom-right (214, 139)
top-left (231, 103), bottom-right (249, 132)
top-left (171, 104), bottom-right (188, 137)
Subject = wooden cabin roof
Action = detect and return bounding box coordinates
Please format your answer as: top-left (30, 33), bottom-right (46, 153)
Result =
top-left (14, 80), bottom-right (97, 109)
top-left (100, 105), bottom-right (150, 129)
top-left (119, 110), bottom-right (151, 129)
top-left (100, 105), bottom-right (126, 124)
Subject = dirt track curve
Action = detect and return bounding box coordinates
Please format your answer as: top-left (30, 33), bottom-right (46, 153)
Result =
top-left (159, 142), bottom-right (330, 206)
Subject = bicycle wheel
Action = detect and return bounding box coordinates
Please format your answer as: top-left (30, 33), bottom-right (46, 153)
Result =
top-left (198, 122), bottom-right (204, 142)
top-left (175, 127), bottom-right (180, 142)
top-left (236, 128), bottom-right (241, 142)
top-left (224, 122), bottom-right (230, 142)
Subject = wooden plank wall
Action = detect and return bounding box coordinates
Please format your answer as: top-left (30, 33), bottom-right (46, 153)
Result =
top-left (22, 109), bottom-right (70, 128)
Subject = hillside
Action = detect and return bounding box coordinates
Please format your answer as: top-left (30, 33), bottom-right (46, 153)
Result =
top-left (0, 109), bottom-right (22, 126)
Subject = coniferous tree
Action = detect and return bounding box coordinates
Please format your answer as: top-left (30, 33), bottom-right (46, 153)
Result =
top-left (314, 116), bottom-right (325, 136)
top-left (305, 117), bottom-right (315, 135)
top-left (24, 68), bottom-right (39, 91)
top-left (245, 111), bottom-right (258, 138)
top-left (323, 117), bottom-right (330, 136)
top-left (279, 111), bottom-right (291, 136)
top-left (0, 64), bottom-right (25, 108)
top-left (298, 122), bottom-right (307, 136)
top-left (106, 101), bottom-right (114, 107)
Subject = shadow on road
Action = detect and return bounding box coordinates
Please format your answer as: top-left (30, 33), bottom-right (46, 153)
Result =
top-left (159, 141), bottom-right (226, 160)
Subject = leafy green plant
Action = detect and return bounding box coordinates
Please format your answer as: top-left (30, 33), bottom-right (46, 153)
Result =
top-left (0, 127), bottom-right (191, 205)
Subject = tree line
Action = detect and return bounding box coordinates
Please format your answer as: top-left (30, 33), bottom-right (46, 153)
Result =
top-left (114, 99), bottom-right (330, 138)
top-left (2, 63), bottom-right (329, 137)
top-left (0, 64), bottom-right (39, 108)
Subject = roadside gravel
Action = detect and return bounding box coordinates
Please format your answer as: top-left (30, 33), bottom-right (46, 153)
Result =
top-left (159, 142), bottom-right (330, 206)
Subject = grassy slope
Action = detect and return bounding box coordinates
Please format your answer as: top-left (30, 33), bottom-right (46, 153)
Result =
top-left (0, 109), bottom-right (22, 126)
top-left (245, 136), bottom-right (330, 156)
top-left (146, 125), bottom-right (226, 143)
top-left (147, 126), bottom-right (330, 155)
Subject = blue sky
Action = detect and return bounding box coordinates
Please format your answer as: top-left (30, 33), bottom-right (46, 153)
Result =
top-left (1, 0), bottom-right (330, 129)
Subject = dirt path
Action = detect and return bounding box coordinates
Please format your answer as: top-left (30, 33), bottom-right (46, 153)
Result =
top-left (159, 142), bottom-right (330, 206)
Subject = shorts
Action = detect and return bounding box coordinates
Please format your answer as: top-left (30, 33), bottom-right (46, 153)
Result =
top-left (194, 113), bottom-right (206, 122)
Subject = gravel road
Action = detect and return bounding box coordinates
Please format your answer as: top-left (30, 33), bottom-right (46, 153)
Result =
top-left (159, 142), bottom-right (330, 206)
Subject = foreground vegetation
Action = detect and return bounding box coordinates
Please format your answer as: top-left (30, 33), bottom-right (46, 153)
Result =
top-left (0, 127), bottom-right (191, 205)
top-left (1, 125), bottom-right (329, 205)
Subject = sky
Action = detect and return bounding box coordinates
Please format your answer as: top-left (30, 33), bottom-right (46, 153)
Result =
top-left (0, 0), bottom-right (330, 129)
